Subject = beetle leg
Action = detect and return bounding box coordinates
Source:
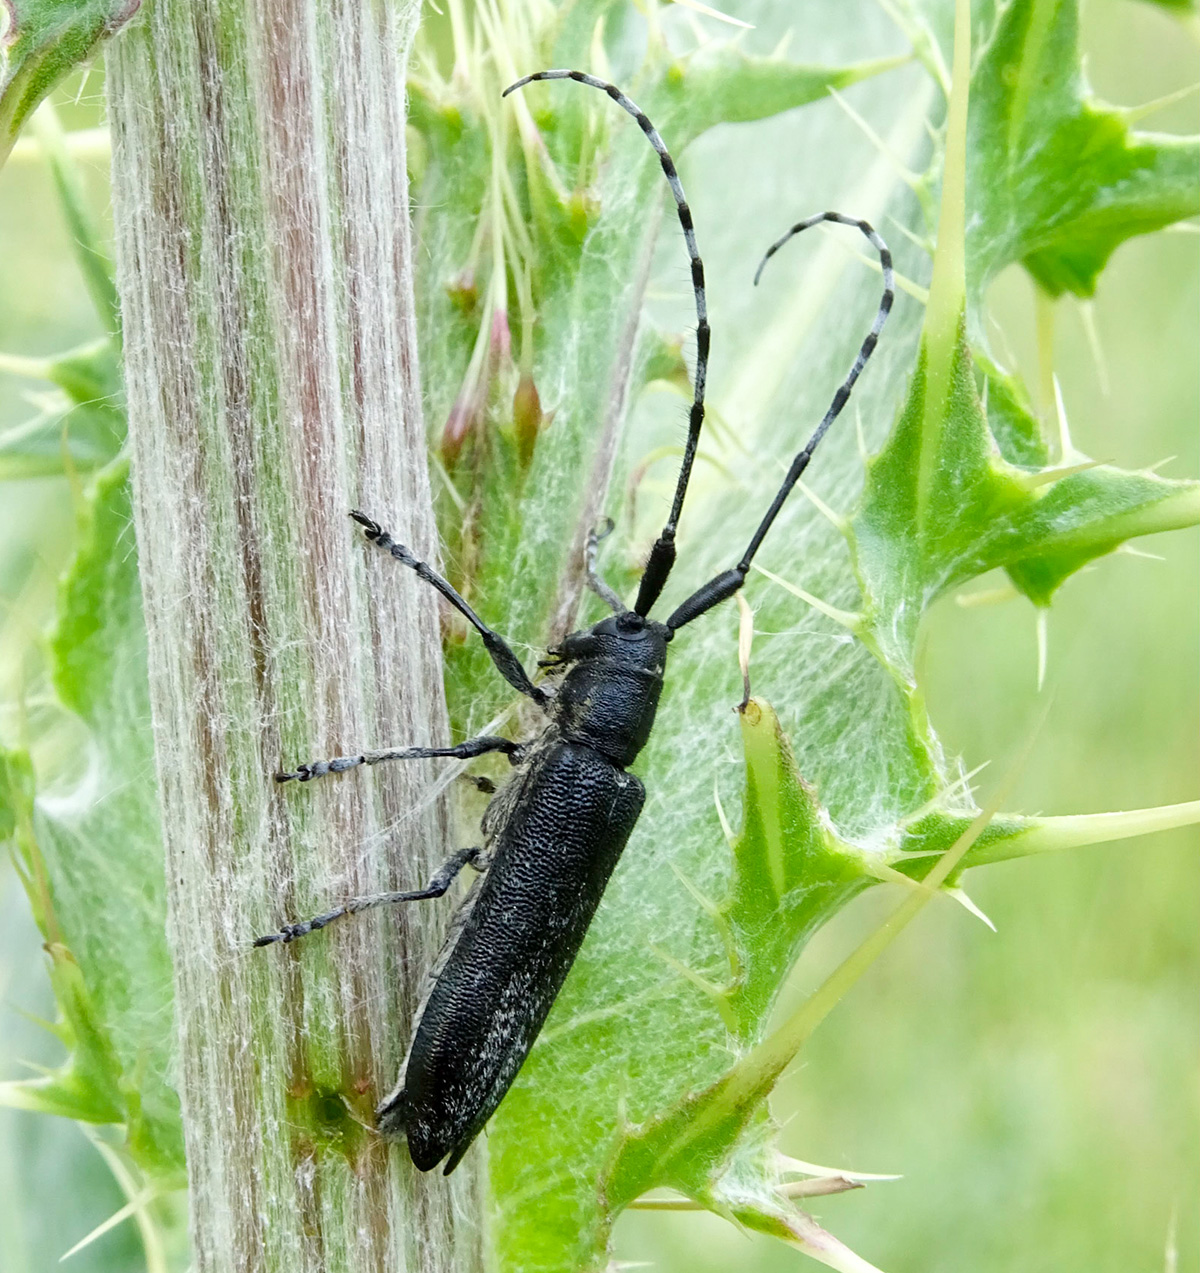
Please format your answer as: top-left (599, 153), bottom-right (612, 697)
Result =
top-left (254, 845), bottom-right (483, 946)
top-left (350, 511), bottom-right (549, 707)
top-left (275, 733), bottom-right (519, 784)
top-left (585, 518), bottom-right (624, 614)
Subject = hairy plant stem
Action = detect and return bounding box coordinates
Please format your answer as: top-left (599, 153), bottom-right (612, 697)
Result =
top-left (106, 2), bottom-right (484, 1268)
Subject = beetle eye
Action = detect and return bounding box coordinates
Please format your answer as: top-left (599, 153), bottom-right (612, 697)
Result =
top-left (555, 632), bottom-right (603, 661)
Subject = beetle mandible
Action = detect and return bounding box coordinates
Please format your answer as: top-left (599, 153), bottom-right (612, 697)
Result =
top-left (256, 69), bottom-right (894, 1175)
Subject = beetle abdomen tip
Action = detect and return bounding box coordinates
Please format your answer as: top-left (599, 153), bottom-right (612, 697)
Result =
top-left (376, 1087), bottom-right (476, 1173)
top-left (374, 1090), bottom-right (408, 1138)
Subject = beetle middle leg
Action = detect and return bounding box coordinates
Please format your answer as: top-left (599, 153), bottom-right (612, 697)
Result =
top-left (276, 732), bottom-right (521, 784)
top-left (254, 844), bottom-right (484, 946)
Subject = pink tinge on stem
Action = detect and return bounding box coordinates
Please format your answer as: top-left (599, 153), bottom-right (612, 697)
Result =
top-left (488, 308), bottom-right (512, 367)
top-left (441, 392), bottom-right (481, 466)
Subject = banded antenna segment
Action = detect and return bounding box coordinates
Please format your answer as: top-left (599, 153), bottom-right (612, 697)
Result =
top-left (503, 69), bottom-right (710, 618)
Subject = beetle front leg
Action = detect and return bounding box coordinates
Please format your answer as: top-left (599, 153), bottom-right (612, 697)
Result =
top-left (350, 511), bottom-right (549, 707)
top-left (585, 518), bottom-right (623, 614)
top-left (255, 844), bottom-right (483, 947)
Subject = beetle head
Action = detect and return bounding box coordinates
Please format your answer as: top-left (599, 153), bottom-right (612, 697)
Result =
top-left (543, 611), bottom-right (670, 766)
top-left (549, 611), bottom-right (670, 671)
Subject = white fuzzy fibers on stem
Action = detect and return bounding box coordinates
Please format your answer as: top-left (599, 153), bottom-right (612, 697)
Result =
top-left (107, 1), bottom-right (484, 1268)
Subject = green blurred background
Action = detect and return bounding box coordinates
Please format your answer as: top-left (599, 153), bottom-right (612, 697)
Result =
top-left (0, 2), bottom-right (1195, 1271)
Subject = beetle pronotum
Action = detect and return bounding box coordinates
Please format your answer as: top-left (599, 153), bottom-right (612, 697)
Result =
top-left (257, 69), bottom-right (894, 1175)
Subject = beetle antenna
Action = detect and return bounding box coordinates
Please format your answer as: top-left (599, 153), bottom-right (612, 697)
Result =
top-left (503, 70), bottom-right (709, 619)
top-left (665, 214), bottom-right (893, 632)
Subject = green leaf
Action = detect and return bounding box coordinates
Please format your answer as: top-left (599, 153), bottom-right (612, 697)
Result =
top-left (0, 339), bottom-right (125, 478)
top-left (0, 108), bottom-right (124, 478)
top-left (0, 747), bottom-right (125, 1127)
top-left (1132, 0), bottom-right (1197, 14)
top-left (0, 0), bottom-right (141, 167)
top-left (652, 46), bottom-right (909, 147)
top-left (967, 0), bottom-right (1200, 299)
top-left (850, 0), bottom-right (1200, 626)
top-left (853, 320), bottom-right (1198, 620)
top-left (976, 356), bottom-right (1048, 467)
top-left (0, 944), bottom-right (128, 1126)
top-left (0, 461), bottom-right (182, 1176)
top-left (594, 703), bottom-right (870, 1212)
top-left (43, 461), bottom-right (179, 1172)
top-left (476, 5), bottom-right (1198, 1265)
top-left (723, 701), bottom-right (869, 1036)
top-left (29, 103), bottom-right (121, 333)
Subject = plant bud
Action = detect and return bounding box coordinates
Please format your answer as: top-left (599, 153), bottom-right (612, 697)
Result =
top-left (441, 393), bottom-right (480, 466)
top-left (446, 268), bottom-right (477, 312)
top-left (512, 373), bottom-right (543, 468)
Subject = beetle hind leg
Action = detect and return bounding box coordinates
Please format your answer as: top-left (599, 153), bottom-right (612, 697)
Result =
top-left (254, 845), bottom-right (482, 947)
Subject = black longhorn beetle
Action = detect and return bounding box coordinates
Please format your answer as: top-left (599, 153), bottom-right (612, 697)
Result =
top-left (257, 70), bottom-right (894, 1175)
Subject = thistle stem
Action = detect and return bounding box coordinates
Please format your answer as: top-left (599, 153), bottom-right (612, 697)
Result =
top-left (106, 2), bottom-right (484, 1267)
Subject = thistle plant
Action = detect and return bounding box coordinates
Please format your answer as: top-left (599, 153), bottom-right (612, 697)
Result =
top-left (0, 1), bottom-right (1196, 1271)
